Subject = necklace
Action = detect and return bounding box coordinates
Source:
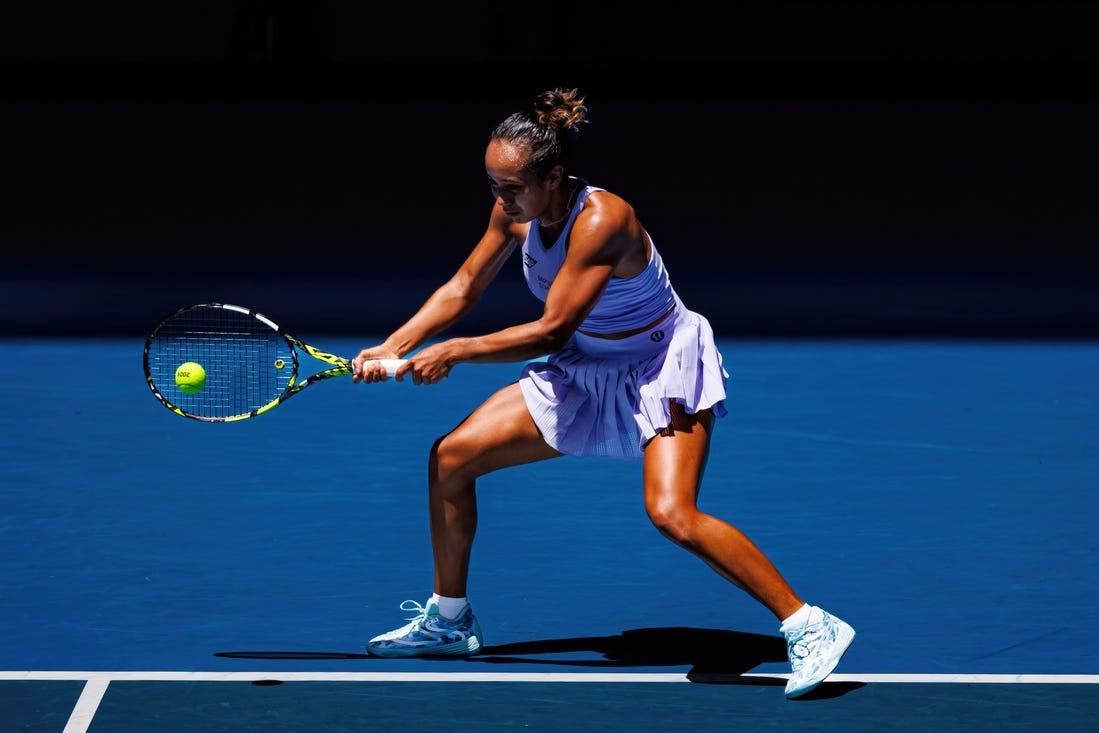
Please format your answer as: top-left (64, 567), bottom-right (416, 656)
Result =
top-left (538, 181), bottom-right (580, 229)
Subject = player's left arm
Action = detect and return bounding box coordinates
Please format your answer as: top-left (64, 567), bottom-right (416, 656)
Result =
top-left (431, 192), bottom-right (632, 365)
top-left (395, 192), bottom-right (638, 385)
top-left (536, 191), bottom-right (634, 341)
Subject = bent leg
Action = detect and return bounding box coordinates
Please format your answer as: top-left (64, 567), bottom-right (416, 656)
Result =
top-left (643, 403), bottom-right (804, 621)
top-left (430, 382), bottom-right (562, 598)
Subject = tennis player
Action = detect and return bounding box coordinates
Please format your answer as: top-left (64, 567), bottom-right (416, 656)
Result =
top-left (351, 88), bottom-right (855, 698)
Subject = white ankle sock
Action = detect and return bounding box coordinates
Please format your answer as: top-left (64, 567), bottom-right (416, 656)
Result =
top-left (432, 594), bottom-right (469, 620)
top-left (780, 603), bottom-right (813, 630)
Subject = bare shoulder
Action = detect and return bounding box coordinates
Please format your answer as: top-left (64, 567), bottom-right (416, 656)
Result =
top-left (579, 188), bottom-right (636, 232)
top-left (570, 189), bottom-right (648, 274)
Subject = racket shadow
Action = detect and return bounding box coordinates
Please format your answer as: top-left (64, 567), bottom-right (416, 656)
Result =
top-left (214, 651), bottom-right (372, 660)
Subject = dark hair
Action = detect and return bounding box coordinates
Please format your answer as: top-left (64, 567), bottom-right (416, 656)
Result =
top-left (490, 88), bottom-right (590, 180)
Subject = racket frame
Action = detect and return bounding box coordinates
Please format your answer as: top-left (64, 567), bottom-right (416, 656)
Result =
top-left (143, 303), bottom-right (399, 422)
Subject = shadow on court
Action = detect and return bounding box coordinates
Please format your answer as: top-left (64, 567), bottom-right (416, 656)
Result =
top-left (687, 675), bottom-right (867, 700)
top-left (216, 627), bottom-right (782, 671)
top-left (218, 629), bottom-right (817, 673)
top-left (476, 627), bottom-right (786, 673)
top-left (214, 628), bottom-right (866, 699)
top-left (478, 629), bottom-right (865, 698)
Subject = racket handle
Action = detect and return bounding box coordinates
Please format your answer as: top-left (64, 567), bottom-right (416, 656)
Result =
top-left (364, 358), bottom-right (407, 377)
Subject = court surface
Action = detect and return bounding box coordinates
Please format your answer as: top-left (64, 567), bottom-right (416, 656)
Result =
top-left (2, 337), bottom-right (1097, 731)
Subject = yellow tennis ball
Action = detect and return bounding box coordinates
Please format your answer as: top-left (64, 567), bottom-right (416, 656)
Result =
top-left (175, 361), bottom-right (207, 394)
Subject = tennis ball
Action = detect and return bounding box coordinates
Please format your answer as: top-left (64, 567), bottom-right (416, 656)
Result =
top-left (175, 361), bottom-right (207, 394)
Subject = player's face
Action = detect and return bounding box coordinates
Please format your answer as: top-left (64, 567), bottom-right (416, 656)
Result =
top-left (485, 139), bottom-right (549, 224)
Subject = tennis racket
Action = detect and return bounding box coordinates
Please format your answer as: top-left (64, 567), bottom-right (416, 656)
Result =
top-left (143, 303), bottom-right (405, 422)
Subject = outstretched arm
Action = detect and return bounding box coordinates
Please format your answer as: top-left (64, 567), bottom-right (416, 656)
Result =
top-left (388, 192), bottom-right (636, 385)
top-left (351, 206), bottom-right (519, 382)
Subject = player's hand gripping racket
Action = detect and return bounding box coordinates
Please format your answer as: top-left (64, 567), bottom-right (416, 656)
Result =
top-left (143, 303), bottom-right (404, 422)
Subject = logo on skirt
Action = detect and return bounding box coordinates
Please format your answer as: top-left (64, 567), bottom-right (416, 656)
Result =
top-left (650, 330), bottom-right (665, 342)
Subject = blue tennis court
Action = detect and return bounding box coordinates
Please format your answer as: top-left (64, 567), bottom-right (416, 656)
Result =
top-left (2, 2), bottom-right (1097, 729)
top-left (2, 336), bottom-right (1097, 730)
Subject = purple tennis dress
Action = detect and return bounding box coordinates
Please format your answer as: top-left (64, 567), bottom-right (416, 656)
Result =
top-left (518, 181), bottom-right (729, 460)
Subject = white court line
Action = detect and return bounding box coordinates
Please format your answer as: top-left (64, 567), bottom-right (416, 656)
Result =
top-left (4, 670), bottom-right (1098, 683)
top-left (4, 671), bottom-right (1095, 733)
top-left (61, 678), bottom-right (109, 733)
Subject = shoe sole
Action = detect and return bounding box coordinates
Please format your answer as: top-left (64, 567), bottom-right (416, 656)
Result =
top-left (785, 623), bottom-right (856, 699)
top-left (367, 636), bottom-right (482, 658)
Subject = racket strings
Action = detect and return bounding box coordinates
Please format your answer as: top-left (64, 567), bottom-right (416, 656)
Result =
top-left (146, 306), bottom-right (295, 420)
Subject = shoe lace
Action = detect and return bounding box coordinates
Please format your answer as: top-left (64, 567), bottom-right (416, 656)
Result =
top-left (786, 619), bottom-right (825, 671)
top-left (398, 599), bottom-right (431, 623)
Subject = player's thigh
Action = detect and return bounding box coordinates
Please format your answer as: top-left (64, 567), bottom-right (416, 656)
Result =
top-left (643, 404), bottom-right (715, 509)
top-left (436, 382), bottom-right (562, 477)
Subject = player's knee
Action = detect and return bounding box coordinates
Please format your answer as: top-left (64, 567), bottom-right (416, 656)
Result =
top-left (430, 434), bottom-right (457, 476)
top-left (645, 499), bottom-right (697, 546)
top-left (430, 431), bottom-right (479, 486)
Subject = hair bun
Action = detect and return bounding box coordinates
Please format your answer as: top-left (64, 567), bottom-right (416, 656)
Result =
top-left (534, 88), bottom-right (589, 134)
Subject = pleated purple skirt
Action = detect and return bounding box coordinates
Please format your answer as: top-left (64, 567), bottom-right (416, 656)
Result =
top-left (518, 304), bottom-right (729, 460)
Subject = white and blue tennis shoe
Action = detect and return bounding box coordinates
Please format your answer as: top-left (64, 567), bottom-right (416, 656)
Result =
top-left (367, 598), bottom-right (483, 657)
top-left (781, 605), bottom-right (856, 698)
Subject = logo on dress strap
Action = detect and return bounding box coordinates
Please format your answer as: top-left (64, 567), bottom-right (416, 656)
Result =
top-left (650, 330), bottom-right (665, 342)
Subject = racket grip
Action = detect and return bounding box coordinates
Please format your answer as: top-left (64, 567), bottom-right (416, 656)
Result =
top-left (366, 358), bottom-right (407, 377)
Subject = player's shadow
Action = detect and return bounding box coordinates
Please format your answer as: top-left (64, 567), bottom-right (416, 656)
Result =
top-left (474, 628), bottom-right (864, 696)
top-left (216, 627), bottom-right (778, 672)
top-left (474, 627), bottom-right (783, 673)
top-left (214, 628), bottom-right (864, 697)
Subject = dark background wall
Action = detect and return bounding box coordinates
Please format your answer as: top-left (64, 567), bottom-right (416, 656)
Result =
top-left (2, 2), bottom-right (1096, 338)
